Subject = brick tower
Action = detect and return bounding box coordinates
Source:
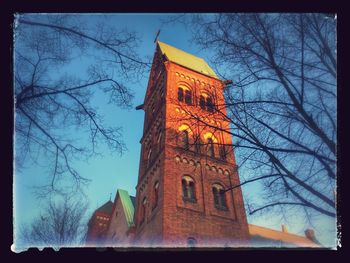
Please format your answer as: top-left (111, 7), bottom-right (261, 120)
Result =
top-left (134, 41), bottom-right (250, 247)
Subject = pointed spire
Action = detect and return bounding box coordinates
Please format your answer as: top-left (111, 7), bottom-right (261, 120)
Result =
top-left (154, 29), bottom-right (161, 43)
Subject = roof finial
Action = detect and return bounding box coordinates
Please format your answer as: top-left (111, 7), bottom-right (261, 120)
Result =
top-left (109, 192), bottom-right (112, 201)
top-left (154, 29), bottom-right (161, 43)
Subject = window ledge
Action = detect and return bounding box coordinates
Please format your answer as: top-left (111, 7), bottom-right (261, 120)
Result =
top-left (183, 197), bottom-right (197, 203)
top-left (215, 205), bottom-right (228, 211)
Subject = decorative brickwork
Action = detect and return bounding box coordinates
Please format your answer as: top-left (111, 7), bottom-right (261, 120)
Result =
top-left (132, 42), bottom-right (250, 247)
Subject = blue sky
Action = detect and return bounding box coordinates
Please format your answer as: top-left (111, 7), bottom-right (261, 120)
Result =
top-left (14, 14), bottom-right (337, 248)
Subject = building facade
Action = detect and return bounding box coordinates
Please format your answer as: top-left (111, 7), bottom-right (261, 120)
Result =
top-left (86, 41), bottom-right (320, 248)
top-left (132, 41), bottom-right (249, 247)
top-left (86, 200), bottom-right (113, 246)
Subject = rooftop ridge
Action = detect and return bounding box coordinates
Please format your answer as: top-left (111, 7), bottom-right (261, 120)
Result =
top-left (157, 41), bottom-right (219, 79)
top-left (117, 188), bottom-right (135, 227)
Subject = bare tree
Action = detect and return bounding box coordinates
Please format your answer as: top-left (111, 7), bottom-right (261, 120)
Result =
top-left (17, 195), bottom-right (88, 249)
top-left (170, 13), bottom-right (336, 221)
top-left (14, 14), bottom-right (150, 194)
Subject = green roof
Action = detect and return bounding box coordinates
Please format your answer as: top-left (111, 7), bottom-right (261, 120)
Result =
top-left (117, 189), bottom-right (135, 228)
top-left (157, 41), bottom-right (219, 79)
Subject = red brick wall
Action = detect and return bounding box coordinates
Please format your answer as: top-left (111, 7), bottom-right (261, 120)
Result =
top-left (86, 212), bottom-right (111, 245)
top-left (134, 154), bottom-right (164, 245)
top-left (133, 53), bottom-right (250, 247)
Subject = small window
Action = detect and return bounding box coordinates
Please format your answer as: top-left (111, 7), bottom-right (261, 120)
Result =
top-left (194, 135), bottom-right (201, 153)
top-left (206, 97), bottom-right (214, 112)
top-left (182, 179), bottom-right (188, 199)
top-left (199, 94), bottom-right (215, 112)
top-left (147, 149), bottom-right (153, 168)
top-left (178, 88), bottom-right (184, 102)
top-left (207, 138), bottom-right (215, 157)
top-left (212, 184), bottom-right (228, 210)
top-left (199, 95), bottom-right (206, 110)
top-left (219, 145), bottom-right (227, 160)
top-left (188, 181), bottom-right (195, 200)
top-left (157, 129), bottom-right (163, 152)
top-left (182, 176), bottom-right (196, 203)
top-left (185, 90), bottom-right (192, 105)
top-left (140, 197), bottom-right (147, 225)
top-left (181, 130), bottom-right (189, 149)
top-left (153, 181), bottom-right (159, 210)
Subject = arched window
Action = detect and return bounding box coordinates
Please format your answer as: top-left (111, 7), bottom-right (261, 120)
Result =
top-left (207, 138), bottom-right (215, 157)
top-left (140, 197), bottom-right (147, 225)
top-left (182, 178), bottom-right (188, 199)
top-left (199, 93), bottom-right (215, 112)
top-left (188, 181), bottom-right (195, 199)
top-left (199, 95), bottom-right (206, 110)
top-left (178, 87), bottom-right (184, 102)
top-left (187, 237), bottom-right (197, 248)
top-left (153, 181), bottom-right (159, 210)
top-left (182, 176), bottom-right (196, 203)
top-left (157, 129), bottom-right (163, 152)
top-left (178, 124), bottom-right (192, 150)
top-left (185, 89), bottom-right (192, 105)
top-left (212, 184), bottom-right (227, 210)
top-left (181, 130), bottom-right (189, 149)
top-left (219, 145), bottom-right (227, 161)
top-left (147, 148), bottom-right (153, 168)
top-left (206, 96), bottom-right (214, 112)
top-left (194, 135), bottom-right (201, 153)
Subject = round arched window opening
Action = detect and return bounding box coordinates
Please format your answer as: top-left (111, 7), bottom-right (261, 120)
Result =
top-left (187, 237), bottom-right (197, 248)
top-left (182, 175), bottom-right (196, 203)
top-left (212, 184), bottom-right (228, 210)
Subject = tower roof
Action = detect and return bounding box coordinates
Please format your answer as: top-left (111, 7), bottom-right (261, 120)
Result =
top-left (95, 200), bottom-right (114, 215)
top-left (157, 41), bottom-right (219, 79)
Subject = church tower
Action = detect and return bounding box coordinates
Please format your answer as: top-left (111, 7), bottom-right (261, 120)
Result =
top-left (134, 41), bottom-right (250, 246)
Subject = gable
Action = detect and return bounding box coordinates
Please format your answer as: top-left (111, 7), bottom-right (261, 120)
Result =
top-left (157, 41), bottom-right (219, 79)
top-left (95, 200), bottom-right (114, 215)
top-left (116, 189), bottom-right (135, 228)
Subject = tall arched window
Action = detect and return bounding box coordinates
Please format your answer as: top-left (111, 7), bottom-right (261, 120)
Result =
top-left (207, 138), bottom-right (215, 157)
top-left (178, 85), bottom-right (192, 105)
top-left (212, 184), bottom-right (227, 210)
top-left (153, 181), bottom-right (159, 210)
top-left (199, 95), bottom-right (206, 110)
top-left (206, 96), bottom-right (214, 112)
top-left (182, 176), bottom-right (196, 203)
top-left (147, 148), bottom-right (153, 168)
top-left (182, 178), bottom-right (188, 199)
top-left (188, 181), bottom-right (195, 200)
top-left (140, 197), bottom-right (147, 225)
top-left (199, 93), bottom-right (215, 112)
top-left (178, 124), bottom-right (192, 150)
top-left (219, 145), bottom-right (227, 161)
top-left (194, 135), bottom-right (201, 153)
top-left (185, 89), bottom-right (192, 105)
top-left (181, 130), bottom-right (189, 149)
top-left (157, 129), bottom-right (163, 152)
top-left (178, 87), bottom-right (184, 101)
